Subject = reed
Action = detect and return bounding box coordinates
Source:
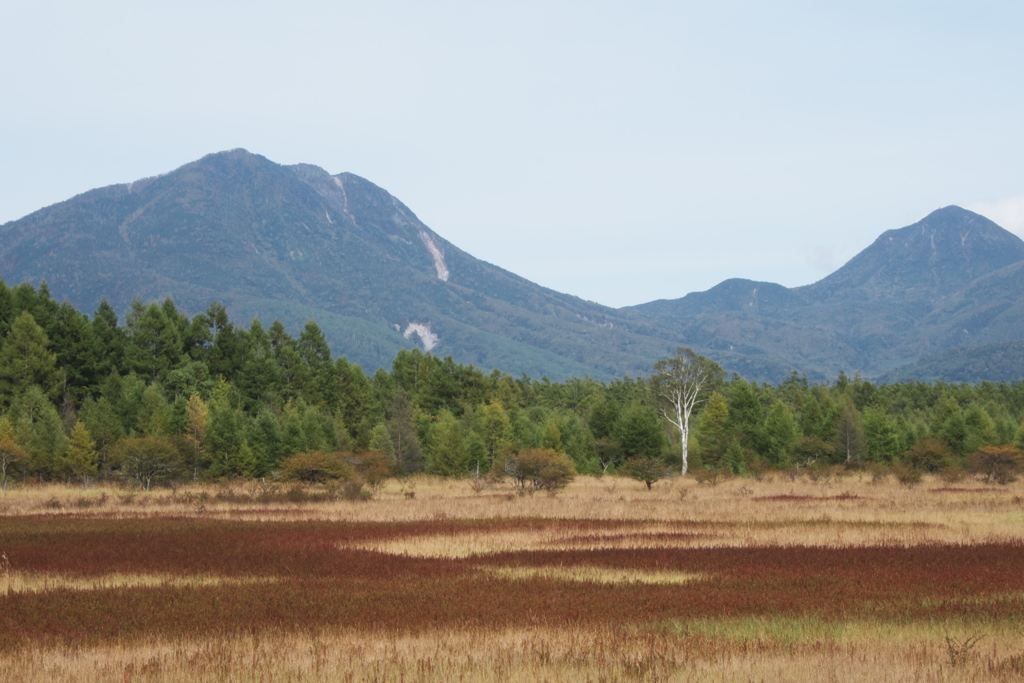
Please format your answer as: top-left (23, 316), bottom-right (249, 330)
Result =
top-left (1, 474), bottom-right (1023, 680)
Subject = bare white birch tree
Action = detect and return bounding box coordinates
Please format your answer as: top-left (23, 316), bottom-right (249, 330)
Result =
top-left (650, 348), bottom-right (724, 475)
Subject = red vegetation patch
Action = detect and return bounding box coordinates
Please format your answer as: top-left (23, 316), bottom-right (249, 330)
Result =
top-left (928, 487), bottom-right (1008, 493)
top-left (753, 494), bottom-right (863, 501)
top-left (1, 517), bottom-right (1023, 652)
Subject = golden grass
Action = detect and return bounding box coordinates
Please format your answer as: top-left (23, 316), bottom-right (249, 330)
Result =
top-left (6, 474), bottom-right (1024, 557)
top-left (3, 473), bottom-right (1022, 527)
top-left (2, 572), bottom-right (275, 595)
top-left (3, 473), bottom-right (1024, 681)
top-left (2, 624), bottom-right (1022, 682)
top-left (480, 565), bottom-right (707, 585)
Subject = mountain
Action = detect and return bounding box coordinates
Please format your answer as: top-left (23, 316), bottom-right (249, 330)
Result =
top-left (877, 339), bottom-right (1024, 384)
top-left (629, 206), bottom-right (1024, 382)
top-left (3, 151), bottom-right (1024, 384)
top-left (0, 150), bottom-right (678, 380)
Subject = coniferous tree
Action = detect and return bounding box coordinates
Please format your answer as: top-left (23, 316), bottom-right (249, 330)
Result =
top-left (863, 407), bottom-right (901, 462)
top-left (386, 388), bottom-right (421, 471)
top-left (270, 321), bottom-right (310, 403)
top-left (12, 385), bottom-right (68, 478)
top-left (833, 394), bottom-right (867, 465)
top-left (78, 396), bottom-right (124, 473)
top-left (64, 420), bottom-right (99, 483)
top-left (248, 409), bottom-right (283, 475)
top-left (335, 357), bottom-right (377, 432)
top-left (182, 394), bottom-right (210, 479)
top-left (727, 379), bottom-right (767, 457)
top-left (479, 399), bottom-right (513, 464)
top-left (0, 416), bottom-right (28, 489)
top-left (963, 404), bottom-right (998, 453)
top-left (138, 384), bottom-right (172, 437)
top-left (935, 401), bottom-right (968, 458)
top-left (368, 422), bottom-right (395, 457)
top-left (206, 380), bottom-right (249, 477)
top-left (297, 320), bottom-right (335, 406)
top-left (276, 404), bottom-right (305, 460)
top-left (236, 318), bottom-right (280, 410)
top-left (0, 311), bottom-right (61, 404)
top-left (53, 302), bottom-right (101, 403)
top-left (615, 403), bottom-right (666, 462)
top-left (301, 405), bottom-right (337, 452)
top-left (558, 411), bottom-right (598, 474)
top-left (541, 413), bottom-right (563, 452)
top-left (124, 301), bottom-right (183, 382)
top-left (695, 391), bottom-right (730, 469)
top-left (0, 280), bottom-right (14, 339)
top-left (763, 401), bottom-right (797, 468)
top-left (91, 300), bottom-right (126, 376)
top-left (426, 409), bottom-right (469, 477)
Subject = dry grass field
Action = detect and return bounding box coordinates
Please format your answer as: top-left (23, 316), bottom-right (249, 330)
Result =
top-left (2, 473), bottom-right (1024, 681)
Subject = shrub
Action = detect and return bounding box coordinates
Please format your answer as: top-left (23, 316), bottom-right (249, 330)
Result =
top-left (336, 479), bottom-right (369, 501)
top-left (890, 463), bottom-right (922, 487)
top-left (621, 457), bottom-right (669, 490)
top-left (902, 439), bottom-right (954, 474)
top-left (692, 468), bottom-right (729, 486)
top-left (806, 462), bottom-right (844, 483)
top-left (279, 451), bottom-right (353, 484)
top-left (968, 445), bottom-right (1024, 485)
top-left (504, 449), bottom-right (575, 492)
top-left (347, 450), bottom-right (394, 489)
top-left (0, 437), bottom-right (28, 490)
top-left (109, 438), bottom-right (182, 490)
top-left (792, 435), bottom-right (835, 466)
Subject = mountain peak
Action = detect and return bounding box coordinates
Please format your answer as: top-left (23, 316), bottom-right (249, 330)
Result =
top-left (918, 204), bottom-right (989, 225)
top-left (802, 206), bottom-right (1024, 300)
top-left (0, 150), bottom-right (672, 381)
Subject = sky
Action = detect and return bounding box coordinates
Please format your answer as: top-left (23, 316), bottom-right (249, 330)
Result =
top-left (2, 1), bottom-right (1024, 308)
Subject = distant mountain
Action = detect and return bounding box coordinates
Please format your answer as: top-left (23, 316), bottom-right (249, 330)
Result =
top-left (804, 206), bottom-right (1024, 300)
top-left (3, 151), bottom-right (1023, 384)
top-left (629, 207), bottom-right (1024, 382)
top-left (877, 339), bottom-right (1024, 384)
top-left (0, 150), bottom-right (678, 380)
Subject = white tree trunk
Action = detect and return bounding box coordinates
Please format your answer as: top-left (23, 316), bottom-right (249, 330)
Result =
top-left (680, 408), bottom-right (690, 475)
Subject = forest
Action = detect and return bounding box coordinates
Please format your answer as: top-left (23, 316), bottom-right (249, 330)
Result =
top-left (1, 279), bottom-right (1023, 490)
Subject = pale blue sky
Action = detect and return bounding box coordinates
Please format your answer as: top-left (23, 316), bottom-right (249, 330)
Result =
top-left (2, 1), bottom-right (1023, 307)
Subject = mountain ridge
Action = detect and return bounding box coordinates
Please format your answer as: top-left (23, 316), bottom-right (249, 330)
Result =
top-left (0, 149), bottom-right (678, 381)
top-left (629, 205), bottom-right (1024, 381)
top-left (3, 150), bottom-right (1024, 383)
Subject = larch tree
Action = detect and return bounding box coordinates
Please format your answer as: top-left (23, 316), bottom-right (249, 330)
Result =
top-left (426, 409), bottom-right (469, 477)
top-left (387, 388), bottom-right (422, 472)
top-left (0, 310), bottom-right (61, 404)
top-left (834, 394), bottom-right (866, 465)
top-left (65, 420), bottom-right (99, 483)
top-left (650, 348), bottom-right (724, 475)
top-left (183, 394), bottom-right (210, 480)
top-left (0, 416), bottom-right (27, 490)
top-left (695, 391), bottom-right (730, 469)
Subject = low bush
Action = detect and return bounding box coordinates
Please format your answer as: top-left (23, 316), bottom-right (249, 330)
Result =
top-left (503, 449), bottom-right (575, 492)
top-left (279, 452), bottom-right (354, 484)
top-left (968, 445), bottom-right (1024, 485)
top-left (346, 451), bottom-right (394, 489)
top-left (902, 439), bottom-right (954, 474)
top-left (621, 457), bottom-right (670, 490)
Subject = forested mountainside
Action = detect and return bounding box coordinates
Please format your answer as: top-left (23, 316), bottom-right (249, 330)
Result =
top-left (1, 280), bottom-right (1023, 489)
top-left (0, 149), bottom-right (677, 382)
top-left (2, 150), bottom-right (1024, 383)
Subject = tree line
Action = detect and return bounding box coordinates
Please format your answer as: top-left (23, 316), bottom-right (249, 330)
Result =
top-left (0, 279), bottom-right (1023, 490)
